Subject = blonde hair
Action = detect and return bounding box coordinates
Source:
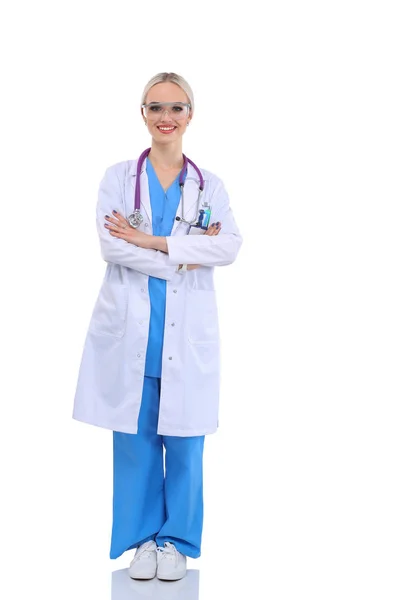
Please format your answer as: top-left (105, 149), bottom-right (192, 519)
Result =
top-left (140, 72), bottom-right (195, 116)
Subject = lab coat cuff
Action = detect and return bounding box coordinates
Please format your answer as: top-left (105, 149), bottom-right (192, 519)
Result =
top-left (167, 237), bottom-right (181, 265)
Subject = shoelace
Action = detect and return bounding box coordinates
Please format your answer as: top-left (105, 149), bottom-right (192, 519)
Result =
top-left (156, 542), bottom-right (178, 566)
top-left (133, 541), bottom-right (156, 563)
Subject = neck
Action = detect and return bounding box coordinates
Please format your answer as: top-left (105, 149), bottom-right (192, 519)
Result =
top-left (148, 141), bottom-right (184, 170)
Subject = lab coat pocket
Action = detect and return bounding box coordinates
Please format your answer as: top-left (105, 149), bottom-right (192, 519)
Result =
top-left (187, 290), bottom-right (219, 345)
top-left (88, 280), bottom-right (129, 338)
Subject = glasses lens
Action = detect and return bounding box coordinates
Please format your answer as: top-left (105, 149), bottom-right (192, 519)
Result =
top-left (144, 103), bottom-right (189, 120)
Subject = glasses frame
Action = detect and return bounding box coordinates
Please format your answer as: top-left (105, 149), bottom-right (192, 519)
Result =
top-left (141, 101), bottom-right (192, 120)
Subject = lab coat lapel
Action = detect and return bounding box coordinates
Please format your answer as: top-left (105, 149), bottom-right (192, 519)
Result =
top-left (171, 162), bottom-right (202, 235)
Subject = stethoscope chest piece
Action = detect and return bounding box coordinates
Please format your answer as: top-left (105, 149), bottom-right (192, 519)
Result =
top-left (127, 209), bottom-right (144, 229)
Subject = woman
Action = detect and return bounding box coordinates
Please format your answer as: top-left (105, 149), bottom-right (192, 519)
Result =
top-left (73, 72), bottom-right (242, 581)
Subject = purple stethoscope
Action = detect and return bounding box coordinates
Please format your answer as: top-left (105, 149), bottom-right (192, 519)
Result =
top-left (127, 147), bottom-right (205, 229)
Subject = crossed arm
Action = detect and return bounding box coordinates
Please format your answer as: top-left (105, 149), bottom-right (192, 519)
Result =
top-left (97, 165), bottom-right (242, 279)
top-left (104, 210), bottom-right (222, 271)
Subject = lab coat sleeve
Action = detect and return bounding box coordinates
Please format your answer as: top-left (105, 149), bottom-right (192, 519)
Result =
top-left (96, 165), bottom-right (178, 281)
top-left (166, 178), bottom-right (243, 267)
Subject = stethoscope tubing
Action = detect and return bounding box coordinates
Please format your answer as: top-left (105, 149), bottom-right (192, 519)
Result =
top-left (132, 147), bottom-right (205, 228)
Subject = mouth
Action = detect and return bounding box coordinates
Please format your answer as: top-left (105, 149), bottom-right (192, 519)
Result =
top-left (157, 126), bottom-right (177, 134)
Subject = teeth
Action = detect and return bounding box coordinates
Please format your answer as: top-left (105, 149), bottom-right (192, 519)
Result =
top-left (159, 127), bottom-right (175, 131)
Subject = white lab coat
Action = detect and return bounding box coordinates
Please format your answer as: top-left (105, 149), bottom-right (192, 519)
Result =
top-left (72, 157), bottom-right (242, 435)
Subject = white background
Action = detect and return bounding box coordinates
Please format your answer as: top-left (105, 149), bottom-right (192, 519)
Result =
top-left (1, 1), bottom-right (399, 598)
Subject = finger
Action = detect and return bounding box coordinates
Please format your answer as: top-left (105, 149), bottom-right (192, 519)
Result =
top-left (104, 223), bottom-right (121, 232)
top-left (112, 210), bottom-right (130, 228)
top-left (105, 215), bottom-right (121, 226)
top-left (205, 223), bottom-right (221, 236)
top-left (205, 223), bottom-right (217, 235)
top-left (214, 222), bottom-right (221, 235)
top-left (109, 230), bottom-right (129, 240)
top-left (104, 221), bottom-right (128, 233)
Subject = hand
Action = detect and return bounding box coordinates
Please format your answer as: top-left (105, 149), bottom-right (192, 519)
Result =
top-left (104, 210), bottom-right (153, 249)
top-left (205, 222), bottom-right (221, 236)
top-left (184, 221), bottom-right (222, 271)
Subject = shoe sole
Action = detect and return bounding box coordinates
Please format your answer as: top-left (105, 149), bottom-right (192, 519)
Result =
top-left (157, 571), bottom-right (186, 581)
top-left (129, 570), bottom-right (157, 580)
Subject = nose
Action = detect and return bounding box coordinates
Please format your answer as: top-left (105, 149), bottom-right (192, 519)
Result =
top-left (159, 108), bottom-right (174, 122)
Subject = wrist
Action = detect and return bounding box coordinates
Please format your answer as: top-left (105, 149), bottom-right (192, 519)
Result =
top-left (152, 236), bottom-right (168, 253)
top-left (147, 235), bottom-right (158, 250)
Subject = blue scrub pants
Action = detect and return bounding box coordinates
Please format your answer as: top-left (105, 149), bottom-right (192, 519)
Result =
top-left (110, 376), bottom-right (205, 560)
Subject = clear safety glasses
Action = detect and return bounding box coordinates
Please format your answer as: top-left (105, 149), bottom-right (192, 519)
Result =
top-left (142, 102), bottom-right (191, 121)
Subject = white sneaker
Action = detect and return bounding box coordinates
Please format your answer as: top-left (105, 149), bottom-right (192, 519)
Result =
top-left (156, 542), bottom-right (187, 581)
top-left (128, 540), bottom-right (157, 580)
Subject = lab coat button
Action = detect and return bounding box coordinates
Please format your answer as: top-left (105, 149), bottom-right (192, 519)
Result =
top-left (137, 353), bottom-right (141, 358)
top-left (141, 288), bottom-right (145, 292)
top-left (171, 322), bottom-right (175, 327)
top-left (138, 320), bottom-right (143, 325)
top-left (145, 223), bottom-right (149, 228)
top-left (168, 356), bottom-right (173, 360)
top-left (173, 289), bottom-right (177, 293)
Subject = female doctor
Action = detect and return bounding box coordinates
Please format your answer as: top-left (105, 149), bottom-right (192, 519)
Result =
top-left (73, 72), bottom-right (242, 581)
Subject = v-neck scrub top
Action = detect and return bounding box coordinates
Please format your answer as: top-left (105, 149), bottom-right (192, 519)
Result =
top-left (144, 159), bottom-right (187, 377)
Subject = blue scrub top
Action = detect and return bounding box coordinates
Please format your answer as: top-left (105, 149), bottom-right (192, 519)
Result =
top-left (144, 159), bottom-right (186, 377)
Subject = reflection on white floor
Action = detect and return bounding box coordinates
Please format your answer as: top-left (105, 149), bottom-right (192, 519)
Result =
top-left (111, 567), bottom-right (200, 600)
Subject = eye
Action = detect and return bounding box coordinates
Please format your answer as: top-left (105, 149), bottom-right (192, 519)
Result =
top-left (149, 105), bottom-right (162, 112)
top-left (172, 105), bottom-right (184, 113)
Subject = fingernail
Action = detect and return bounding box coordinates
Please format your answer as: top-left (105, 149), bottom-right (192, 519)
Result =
top-left (105, 214), bottom-right (110, 218)
top-left (113, 210), bottom-right (117, 214)
top-left (211, 223), bottom-right (215, 227)
top-left (216, 222), bottom-right (220, 226)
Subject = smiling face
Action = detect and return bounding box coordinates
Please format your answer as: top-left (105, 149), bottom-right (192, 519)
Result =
top-left (142, 82), bottom-right (192, 144)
